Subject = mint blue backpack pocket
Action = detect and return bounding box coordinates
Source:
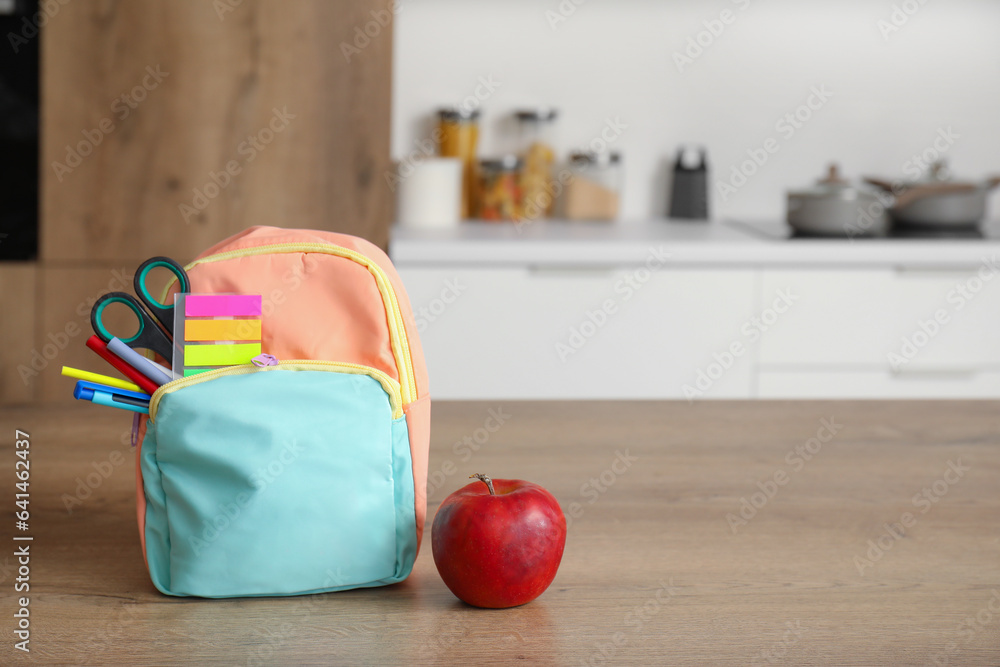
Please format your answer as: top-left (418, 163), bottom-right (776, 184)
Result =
top-left (139, 362), bottom-right (417, 598)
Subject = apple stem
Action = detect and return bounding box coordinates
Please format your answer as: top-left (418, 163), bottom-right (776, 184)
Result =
top-left (470, 473), bottom-right (496, 495)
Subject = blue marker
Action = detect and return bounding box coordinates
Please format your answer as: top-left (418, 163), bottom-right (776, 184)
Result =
top-left (74, 380), bottom-right (150, 415)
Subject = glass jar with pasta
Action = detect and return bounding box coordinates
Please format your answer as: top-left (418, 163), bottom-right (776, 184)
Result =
top-left (514, 108), bottom-right (558, 222)
top-left (475, 156), bottom-right (522, 222)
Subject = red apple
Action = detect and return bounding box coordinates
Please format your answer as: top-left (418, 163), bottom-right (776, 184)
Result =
top-left (432, 473), bottom-right (567, 609)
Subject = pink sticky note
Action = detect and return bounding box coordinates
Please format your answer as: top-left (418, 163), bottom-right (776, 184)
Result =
top-left (185, 294), bottom-right (262, 317)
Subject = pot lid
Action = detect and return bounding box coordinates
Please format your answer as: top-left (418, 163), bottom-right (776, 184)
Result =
top-left (790, 164), bottom-right (882, 200)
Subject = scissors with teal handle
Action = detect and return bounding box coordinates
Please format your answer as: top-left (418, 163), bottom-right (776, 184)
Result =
top-left (90, 256), bottom-right (191, 363)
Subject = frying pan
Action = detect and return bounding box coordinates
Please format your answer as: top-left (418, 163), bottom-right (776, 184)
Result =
top-left (865, 162), bottom-right (1000, 227)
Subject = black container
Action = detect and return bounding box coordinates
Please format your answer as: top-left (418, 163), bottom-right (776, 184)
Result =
top-left (668, 146), bottom-right (709, 221)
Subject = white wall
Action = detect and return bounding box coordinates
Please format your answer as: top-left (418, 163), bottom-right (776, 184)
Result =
top-left (392, 0), bottom-right (1000, 222)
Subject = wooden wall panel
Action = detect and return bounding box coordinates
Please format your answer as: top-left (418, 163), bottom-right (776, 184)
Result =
top-left (35, 265), bottom-right (140, 403)
top-left (41, 0), bottom-right (394, 264)
top-left (0, 264), bottom-right (38, 404)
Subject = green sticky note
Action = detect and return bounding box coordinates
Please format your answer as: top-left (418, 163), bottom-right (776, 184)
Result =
top-left (183, 368), bottom-right (215, 377)
top-left (184, 343), bottom-right (261, 367)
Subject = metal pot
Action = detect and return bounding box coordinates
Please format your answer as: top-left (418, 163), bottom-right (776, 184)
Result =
top-left (864, 162), bottom-right (1000, 227)
top-left (786, 164), bottom-right (891, 237)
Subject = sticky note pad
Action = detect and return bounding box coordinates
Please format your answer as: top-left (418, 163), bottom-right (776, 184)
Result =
top-left (184, 342), bottom-right (261, 367)
top-left (185, 319), bottom-right (262, 342)
top-left (173, 293), bottom-right (265, 378)
top-left (185, 294), bottom-right (262, 317)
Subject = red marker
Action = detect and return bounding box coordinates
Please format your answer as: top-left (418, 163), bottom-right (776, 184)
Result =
top-left (85, 335), bottom-right (160, 395)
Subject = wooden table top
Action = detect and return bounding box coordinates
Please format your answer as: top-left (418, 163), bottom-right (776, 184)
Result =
top-left (1, 401), bottom-right (998, 666)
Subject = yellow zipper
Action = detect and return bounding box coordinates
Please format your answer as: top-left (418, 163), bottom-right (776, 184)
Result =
top-left (164, 243), bottom-right (418, 405)
top-left (149, 360), bottom-right (403, 422)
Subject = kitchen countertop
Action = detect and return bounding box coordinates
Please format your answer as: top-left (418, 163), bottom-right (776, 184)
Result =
top-left (390, 219), bottom-right (1000, 269)
top-left (4, 400), bottom-right (998, 665)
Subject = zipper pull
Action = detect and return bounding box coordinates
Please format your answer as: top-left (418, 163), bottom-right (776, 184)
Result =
top-left (252, 353), bottom-right (279, 367)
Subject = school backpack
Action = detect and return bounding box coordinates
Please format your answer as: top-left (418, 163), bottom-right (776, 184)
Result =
top-left (134, 226), bottom-right (430, 597)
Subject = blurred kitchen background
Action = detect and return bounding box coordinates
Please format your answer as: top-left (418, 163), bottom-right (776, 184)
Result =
top-left (393, 0), bottom-right (1000, 222)
top-left (3, 0), bottom-right (1000, 405)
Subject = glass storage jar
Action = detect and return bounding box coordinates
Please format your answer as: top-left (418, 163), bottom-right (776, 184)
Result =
top-left (475, 155), bottom-right (522, 222)
top-left (514, 108), bottom-right (558, 221)
top-left (563, 151), bottom-right (622, 222)
top-left (436, 107), bottom-right (480, 219)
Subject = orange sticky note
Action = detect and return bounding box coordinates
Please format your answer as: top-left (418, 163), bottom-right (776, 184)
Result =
top-left (185, 319), bottom-right (262, 342)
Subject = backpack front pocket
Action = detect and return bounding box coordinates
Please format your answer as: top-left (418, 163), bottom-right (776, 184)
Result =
top-left (140, 363), bottom-right (416, 597)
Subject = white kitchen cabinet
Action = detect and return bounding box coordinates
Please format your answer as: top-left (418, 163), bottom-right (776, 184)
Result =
top-left (398, 266), bottom-right (757, 399)
top-left (758, 268), bottom-right (1000, 368)
top-left (756, 267), bottom-right (1000, 397)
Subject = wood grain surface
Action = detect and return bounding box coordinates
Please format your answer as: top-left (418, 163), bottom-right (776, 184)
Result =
top-left (41, 0), bottom-right (394, 262)
top-left (0, 400), bottom-right (998, 665)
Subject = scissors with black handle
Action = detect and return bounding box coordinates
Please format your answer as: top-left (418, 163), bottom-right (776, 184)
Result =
top-left (90, 256), bottom-right (191, 364)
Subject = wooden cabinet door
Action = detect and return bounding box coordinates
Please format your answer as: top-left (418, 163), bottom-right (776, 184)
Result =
top-left (41, 0), bottom-right (394, 262)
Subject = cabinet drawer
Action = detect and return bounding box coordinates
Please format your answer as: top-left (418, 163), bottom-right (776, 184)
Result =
top-left (397, 266), bottom-right (757, 399)
top-left (758, 268), bottom-right (1000, 367)
top-left (758, 369), bottom-right (1000, 399)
